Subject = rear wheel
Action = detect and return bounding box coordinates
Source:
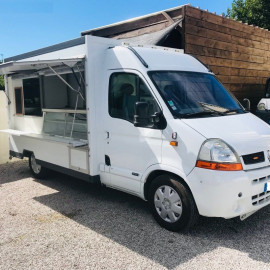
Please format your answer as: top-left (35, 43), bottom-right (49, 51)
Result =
top-left (29, 153), bottom-right (47, 179)
top-left (148, 175), bottom-right (199, 232)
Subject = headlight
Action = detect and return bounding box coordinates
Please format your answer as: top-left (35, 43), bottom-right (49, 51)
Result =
top-left (196, 139), bottom-right (243, 171)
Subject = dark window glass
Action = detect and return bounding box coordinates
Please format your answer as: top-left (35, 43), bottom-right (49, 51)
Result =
top-left (109, 73), bottom-right (160, 124)
top-left (14, 87), bottom-right (23, 115)
top-left (23, 78), bottom-right (42, 116)
top-left (149, 71), bottom-right (244, 118)
top-left (43, 73), bottom-right (86, 110)
top-left (266, 79), bottom-right (270, 98)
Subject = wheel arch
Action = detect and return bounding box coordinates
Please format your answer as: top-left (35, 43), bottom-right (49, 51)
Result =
top-left (142, 165), bottom-right (194, 201)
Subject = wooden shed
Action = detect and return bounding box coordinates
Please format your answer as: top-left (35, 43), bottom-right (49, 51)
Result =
top-left (82, 4), bottom-right (270, 111)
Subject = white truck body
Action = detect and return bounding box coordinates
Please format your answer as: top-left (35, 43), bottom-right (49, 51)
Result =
top-left (1, 35), bottom-right (270, 229)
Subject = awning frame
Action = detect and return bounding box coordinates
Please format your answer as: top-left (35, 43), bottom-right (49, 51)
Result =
top-left (0, 56), bottom-right (85, 76)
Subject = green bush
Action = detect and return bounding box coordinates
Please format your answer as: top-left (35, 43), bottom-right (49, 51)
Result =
top-left (227, 0), bottom-right (270, 30)
top-left (0, 75), bottom-right (4, 90)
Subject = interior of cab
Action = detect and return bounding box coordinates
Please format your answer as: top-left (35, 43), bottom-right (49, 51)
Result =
top-left (109, 72), bottom-right (160, 125)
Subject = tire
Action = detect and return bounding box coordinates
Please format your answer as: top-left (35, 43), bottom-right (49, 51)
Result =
top-left (29, 153), bottom-right (48, 179)
top-left (148, 174), bottom-right (199, 232)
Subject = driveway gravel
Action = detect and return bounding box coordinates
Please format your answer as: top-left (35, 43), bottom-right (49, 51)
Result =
top-left (1, 160), bottom-right (270, 270)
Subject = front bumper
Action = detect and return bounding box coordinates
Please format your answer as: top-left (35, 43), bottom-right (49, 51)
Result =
top-left (187, 166), bottom-right (270, 219)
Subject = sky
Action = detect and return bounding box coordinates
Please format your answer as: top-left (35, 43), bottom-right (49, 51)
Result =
top-left (0, 0), bottom-right (233, 58)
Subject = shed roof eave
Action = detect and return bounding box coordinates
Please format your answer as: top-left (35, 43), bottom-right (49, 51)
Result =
top-left (81, 4), bottom-right (188, 36)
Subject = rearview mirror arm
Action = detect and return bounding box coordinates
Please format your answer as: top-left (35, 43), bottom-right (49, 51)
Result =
top-left (243, 98), bottom-right (250, 111)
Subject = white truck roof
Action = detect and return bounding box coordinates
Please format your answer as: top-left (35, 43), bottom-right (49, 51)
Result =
top-left (108, 44), bottom-right (210, 73)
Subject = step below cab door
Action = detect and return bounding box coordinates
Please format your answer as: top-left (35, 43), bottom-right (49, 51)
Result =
top-left (103, 70), bottom-right (163, 195)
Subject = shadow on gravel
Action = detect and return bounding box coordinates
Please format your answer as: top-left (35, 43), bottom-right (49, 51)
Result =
top-left (0, 160), bottom-right (30, 184)
top-left (29, 168), bottom-right (270, 269)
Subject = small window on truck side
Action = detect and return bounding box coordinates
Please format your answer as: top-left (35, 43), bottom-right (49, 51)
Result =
top-left (14, 87), bottom-right (24, 115)
top-left (14, 79), bottom-right (42, 117)
top-left (109, 72), bottom-right (160, 126)
top-left (23, 78), bottom-right (42, 116)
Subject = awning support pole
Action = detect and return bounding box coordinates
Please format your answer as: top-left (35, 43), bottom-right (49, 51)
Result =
top-left (76, 63), bottom-right (86, 86)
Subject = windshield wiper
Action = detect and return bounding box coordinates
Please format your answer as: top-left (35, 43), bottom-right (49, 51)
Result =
top-left (198, 102), bottom-right (227, 115)
top-left (181, 111), bottom-right (219, 118)
top-left (224, 109), bottom-right (241, 114)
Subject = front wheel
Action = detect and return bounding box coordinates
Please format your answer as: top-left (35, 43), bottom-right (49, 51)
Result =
top-left (148, 175), bottom-right (199, 232)
top-left (29, 153), bottom-right (47, 179)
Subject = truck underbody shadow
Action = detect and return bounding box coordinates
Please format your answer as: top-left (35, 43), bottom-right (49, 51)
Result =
top-left (32, 166), bottom-right (270, 269)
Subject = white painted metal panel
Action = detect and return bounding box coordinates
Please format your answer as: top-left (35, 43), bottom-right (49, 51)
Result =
top-left (9, 135), bottom-right (70, 168)
top-left (70, 148), bottom-right (88, 170)
top-left (0, 129), bottom-right (30, 135)
top-left (85, 36), bottom-right (121, 176)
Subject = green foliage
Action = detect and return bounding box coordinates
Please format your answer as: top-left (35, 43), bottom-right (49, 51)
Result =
top-left (0, 75), bottom-right (4, 90)
top-left (227, 0), bottom-right (270, 29)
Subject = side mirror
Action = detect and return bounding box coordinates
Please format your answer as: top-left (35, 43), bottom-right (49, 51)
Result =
top-left (151, 111), bottom-right (167, 129)
top-left (134, 102), bottom-right (149, 127)
top-left (134, 102), bottom-right (167, 129)
top-left (242, 98), bottom-right (251, 111)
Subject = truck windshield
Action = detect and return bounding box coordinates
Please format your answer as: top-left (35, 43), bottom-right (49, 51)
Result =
top-left (148, 71), bottom-right (244, 118)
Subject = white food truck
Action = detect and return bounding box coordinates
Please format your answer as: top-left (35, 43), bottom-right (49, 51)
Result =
top-left (1, 35), bottom-right (270, 231)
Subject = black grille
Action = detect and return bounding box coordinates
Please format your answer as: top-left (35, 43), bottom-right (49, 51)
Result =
top-left (252, 191), bottom-right (270, 206)
top-left (242, 151), bottom-right (265, 165)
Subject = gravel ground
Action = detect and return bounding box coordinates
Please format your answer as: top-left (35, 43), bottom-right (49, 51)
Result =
top-left (1, 160), bottom-right (270, 270)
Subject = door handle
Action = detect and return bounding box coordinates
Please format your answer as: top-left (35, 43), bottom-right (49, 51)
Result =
top-left (106, 131), bottom-right (110, 139)
top-left (105, 155), bottom-right (111, 166)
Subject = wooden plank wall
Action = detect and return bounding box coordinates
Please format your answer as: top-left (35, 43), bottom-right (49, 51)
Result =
top-left (184, 5), bottom-right (270, 110)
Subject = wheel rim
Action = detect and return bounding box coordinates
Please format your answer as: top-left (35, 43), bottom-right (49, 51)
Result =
top-left (154, 185), bottom-right (183, 223)
top-left (31, 154), bottom-right (41, 174)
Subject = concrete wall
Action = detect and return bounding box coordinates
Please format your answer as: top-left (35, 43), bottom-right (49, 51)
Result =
top-left (0, 91), bottom-right (9, 164)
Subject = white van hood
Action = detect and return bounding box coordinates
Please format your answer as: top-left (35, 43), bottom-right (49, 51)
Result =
top-left (182, 113), bottom-right (270, 156)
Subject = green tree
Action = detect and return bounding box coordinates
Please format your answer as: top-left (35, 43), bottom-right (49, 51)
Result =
top-left (227, 0), bottom-right (270, 30)
top-left (0, 75), bottom-right (4, 90)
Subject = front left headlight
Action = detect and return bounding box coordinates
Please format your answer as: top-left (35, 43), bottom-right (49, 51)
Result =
top-left (196, 139), bottom-right (243, 171)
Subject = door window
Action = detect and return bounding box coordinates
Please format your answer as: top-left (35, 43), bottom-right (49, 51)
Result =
top-left (109, 73), bottom-right (160, 125)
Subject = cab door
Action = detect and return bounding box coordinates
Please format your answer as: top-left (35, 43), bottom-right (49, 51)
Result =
top-left (103, 71), bottom-right (163, 195)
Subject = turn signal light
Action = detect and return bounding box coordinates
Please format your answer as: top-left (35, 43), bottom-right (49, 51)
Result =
top-left (196, 160), bottom-right (243, 171)
top-left (170, 141), bottom-right (178, 147)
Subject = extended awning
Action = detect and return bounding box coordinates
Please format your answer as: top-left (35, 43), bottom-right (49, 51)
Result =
top-left (0, 55), bottom-right (85, 76)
